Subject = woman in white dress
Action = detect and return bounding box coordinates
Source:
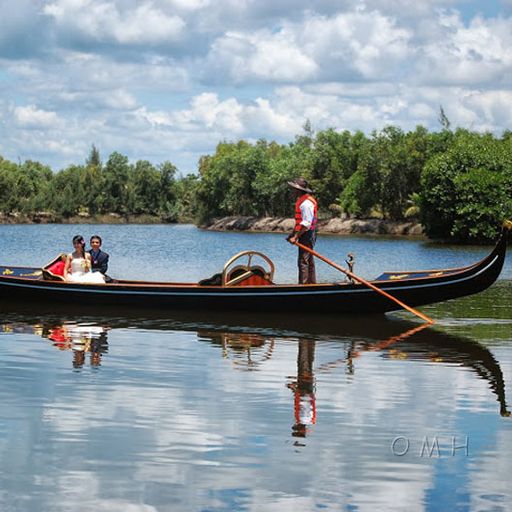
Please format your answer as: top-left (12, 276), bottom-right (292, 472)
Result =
top-left (64, 235), bottom-right (105, 284)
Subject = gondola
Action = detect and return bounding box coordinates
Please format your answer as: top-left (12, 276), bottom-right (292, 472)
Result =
top-left (0, 224), bottom-right (509, 314)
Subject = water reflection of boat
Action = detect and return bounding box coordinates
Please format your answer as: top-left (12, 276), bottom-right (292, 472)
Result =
top-left (1, 310), bottom-right (509, 416)
top-left (46, 324), bottom-right (109, 368)
top-left (197, 331), bottom-right (275, 368)
top-left (2, 320), bottom-right (109, 368)
top-left (355, 326), bottom-right (510, 417)
top-left (0, 226), bottom-right (509, 314)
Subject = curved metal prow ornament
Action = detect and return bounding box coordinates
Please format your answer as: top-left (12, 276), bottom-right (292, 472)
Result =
top-left (345, 253), bottom-right (355, 283)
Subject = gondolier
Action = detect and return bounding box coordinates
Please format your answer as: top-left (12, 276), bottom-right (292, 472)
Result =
top-left (287, 178), bottom-right (318, 284)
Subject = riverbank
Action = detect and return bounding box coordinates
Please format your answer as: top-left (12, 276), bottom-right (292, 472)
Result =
top-left (0, 212), bottom-right (423, 237)
top-left (204, 216), bottom-right (424, 237)
top-left (0, 212), bottom-right (176, 224)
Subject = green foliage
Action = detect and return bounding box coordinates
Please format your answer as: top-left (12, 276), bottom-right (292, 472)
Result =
top-left (452, 169), bottom-right (511, 241)
top-left (251, 143), bottom-right (295, 217)
top-left (0, 150), bottom-right (184, 223)
top-left (157, 161), bottom-right (178, 221)
top-left (0, 157), bottom-right (20, 213)
top-left (86, 144), bottom-right (101, 168)
top-left (310, 129), bottom-right (358, 206)
top-left (338, 171), bottom-right (368, 217)
top-left (173, 173), bottom-right (199, 222)
top-left (102, 152), bottom-right (130, 214)
top-left (49, 165), bottom-right (82, 217)
top-left (404, 193), bottom-right (421, 219)
top-left (0, 159), bottom-right (53, 214)
top-left (421, 131), bottom-right (512, 241)
top-left (1, 124), bottom-right (510, 243)
top-left (195, 137), bottom-right (317, 224)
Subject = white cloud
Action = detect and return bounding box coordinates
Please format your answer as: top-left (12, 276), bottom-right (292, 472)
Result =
top-left (44, 0), bottom-right (186, 45)
top-left (269, 86), bottom-right (401, 131)
top-left (13, 105), bottom-right (61, 128)
top-left (135, 85), bottom-right (410, 144)
top-left (163, 0), bottom-right (210, 11)
top-left (204, 11), bottom-right (411, 84)
top-left (0, 1), bottom-right (512, 172)
top-left (245, 97), bottom-right (299, 137)
top-left (415, 11), bottom-right (512, 86)
top-left (461, 90), bottom-right (512, 130)
top-left (188, 93), bottom-right (245, 132)
top-left (300, 11), bottom-right (412, 80)
top-left (55, 52), bottom-right (190, 92)
top-left (364, 0), bottom-right (461, 18)
top-left (136, 93), bottom-right (246, 134)
top-left (304, 82), bottom-right (398, 98)
top-left (58, 88), bottom-right (137, 110)
top-left (135, 107), bottom-right (173, 128)
top-left (207, 29), bottom-right (318, 83)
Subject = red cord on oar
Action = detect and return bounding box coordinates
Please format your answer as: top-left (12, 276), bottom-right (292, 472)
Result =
top-left (292, 240), bottom-right (435, 324)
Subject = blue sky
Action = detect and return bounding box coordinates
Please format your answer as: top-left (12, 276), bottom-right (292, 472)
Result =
top-left (1, 0), bottom-right (511, 174)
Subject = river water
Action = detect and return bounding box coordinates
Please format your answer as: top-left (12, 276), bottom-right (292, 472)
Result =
top-left (0, 224), bottom-right (511, 511)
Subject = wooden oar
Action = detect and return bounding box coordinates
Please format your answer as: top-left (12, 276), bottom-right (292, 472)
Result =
top-left (292, 241), bottom-right (434, 324)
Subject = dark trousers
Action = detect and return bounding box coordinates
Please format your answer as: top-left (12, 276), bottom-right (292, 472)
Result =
top-left (298, 231), bottom-right (316, 284)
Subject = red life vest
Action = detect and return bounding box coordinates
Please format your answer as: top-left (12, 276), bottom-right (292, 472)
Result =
top-left (294, 194), bottom-right (318, 232)
top-left (294, 391), bottom-right (317, 426)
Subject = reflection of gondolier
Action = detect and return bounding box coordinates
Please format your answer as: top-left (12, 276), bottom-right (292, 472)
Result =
top-left (293, 388), bottom-right (316, 438)
top-left (286, 178), bottom-right (318, 284)
top-left (288, 339), bottom-right (316, 440)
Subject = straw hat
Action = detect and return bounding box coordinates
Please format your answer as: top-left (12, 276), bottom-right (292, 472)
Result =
top-left (287, 177), bottom-right (314, 194)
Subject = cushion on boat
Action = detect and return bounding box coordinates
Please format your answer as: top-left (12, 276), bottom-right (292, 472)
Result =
top-left (198, 266), bottom-right (274, 286)
top-left (42, 254), bottom-right (66, 281)
top-left (224, 265), bottom-right (274, 287)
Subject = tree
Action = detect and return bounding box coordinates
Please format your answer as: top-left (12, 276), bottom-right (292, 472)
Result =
top-left (158, 161), bottom-right (178, 221)
top-left (0, 158), bottom-right (20, 213)
top-left (309, 129), bottom-right (353, 208)
top-left (421, 131), bottom-right (512, 241)
top-left (127, 160), bottom-right (161, 214)
top-left (102, 152), bottom-right (130, 214)
top-left (174, 173), bottom-right (199, 222)
top-left (86, 144), bottom-right (102, 168)
top-left (49, 165), bottom-right (82, 217)
top-left (438, 105), bottom-right (451, 131)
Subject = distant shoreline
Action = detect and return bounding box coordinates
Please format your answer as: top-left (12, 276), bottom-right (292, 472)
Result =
top-left (0, 213), bottom-right (177, 225)
top-left (0, 212), bottom-right (424, 237)
top-left (203, 216), bottom-right (424, 237)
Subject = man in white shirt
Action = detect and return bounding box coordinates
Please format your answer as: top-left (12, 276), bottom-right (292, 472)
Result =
top-left (287, 178), bottom-right (318, 284)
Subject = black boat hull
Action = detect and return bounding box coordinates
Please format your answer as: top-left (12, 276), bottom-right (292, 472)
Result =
top-left (0, 229), bottom-right (508, 314)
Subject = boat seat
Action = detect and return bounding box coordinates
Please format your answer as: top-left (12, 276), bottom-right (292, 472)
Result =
top-left (42, 253), bottom-right (67, 281)
top-left (224, 265), bottom-right (274, 287)
top-left (222, 250), bottom-right (275, 287)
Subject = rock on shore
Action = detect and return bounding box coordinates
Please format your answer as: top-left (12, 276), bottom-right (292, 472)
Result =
top-left (205, 216), bottom-right (424, 237)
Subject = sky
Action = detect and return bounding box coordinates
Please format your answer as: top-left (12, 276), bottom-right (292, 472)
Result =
top-left (1, 0), bottom-right (511, 174)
